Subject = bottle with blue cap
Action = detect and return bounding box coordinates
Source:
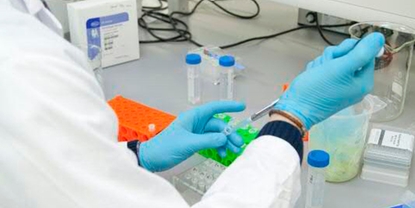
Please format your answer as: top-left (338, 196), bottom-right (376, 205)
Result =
top-left (186, 53), bottom-right (202, 105)
top-left (218, 55), bottom-right (235, 101)
top-left (306, 150), bottom-right (330, 208)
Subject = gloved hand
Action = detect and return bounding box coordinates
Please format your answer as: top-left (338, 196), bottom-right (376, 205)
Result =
top-left (139, 101), bottom-right (246, 172)
top-left (275, 33), bottom-right (385, 130)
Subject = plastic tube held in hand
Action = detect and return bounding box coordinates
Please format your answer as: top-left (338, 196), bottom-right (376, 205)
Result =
top-left (377, 47), bottom-right (385, 58)
top-left (223, 118), bottom-right (253, 136)
top-left (356, 37), bottom-right (384, 58)
top-left (222, 99), bottom-right (279, 136)
top-left (355, 42), bottom-right (384, 72)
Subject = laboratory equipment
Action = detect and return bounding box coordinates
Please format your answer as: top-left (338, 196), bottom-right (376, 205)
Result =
top-left (108, 96), bottom-right (176, 142)
top-left (222, 99), bottom-right (279, 136)
top-left (219, 56), bottom-right (235, 101)
top-left (186, 54), bottom-right (202, 105)
top-left (186, 47), bottom-right (245, 103)
top-left (309, 96), bottom-right (374, 182)
top-left (297, 9), bottom-right (354, 35)
top-left (306, 150), bottom-right (330, 208)
top-left (68, 0), bottom-right (140, 68)
top-left (172, 159), bottom-right (226, 205)
top-left (272, 0), bottom-right (415, 28)
top-left (189, 46), bottom-right (246, 85)
top-left (361, 124), bottom-right (414, 187)
top-left (349, 22), bottom-right (415, 122)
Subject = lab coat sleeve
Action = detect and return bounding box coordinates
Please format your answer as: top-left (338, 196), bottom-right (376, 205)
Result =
top-left (194, 136), bottom-right (302, 208)
top-left (0, 2), bottom-right (301, 208)
top-left (0, 4), bottom-right (191, 208)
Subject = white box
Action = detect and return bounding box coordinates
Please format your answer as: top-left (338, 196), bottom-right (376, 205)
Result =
top-left (68, 0), bottom-right (140, 67)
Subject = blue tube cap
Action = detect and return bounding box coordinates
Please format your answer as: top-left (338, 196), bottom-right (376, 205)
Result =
top-left (186, 53), bottom-right (201, 65)
top-left (307, 150), bottom-right (330, 168)
top-left (219, 55), bottom-right (235, 67)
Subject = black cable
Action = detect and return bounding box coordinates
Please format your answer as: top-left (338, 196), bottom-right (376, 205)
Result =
top-left (219, 26), bottom-right (313, 49)
top-left (208, 0), bottom-right (260, 19)
top-left (320, 23), bottom-right (354, 28)
top-left (166, 0), bottom-right (260, 46)
top-left (314, 13), bottom-right (336, 46)
top-left (138, 1), bottom-right (352, 48)
top-left (217, 23), bottom-right (353, 49)
top-left (168, 0), bottom-right (207, 46)
top-left (138, 0), bottom-right (260, 45)
top-left (139, 11), bottom-right (192, 43)
top-left (168, 0), bottom-right (259, 19)
top-left (137, 0), bottom-right (204, 44)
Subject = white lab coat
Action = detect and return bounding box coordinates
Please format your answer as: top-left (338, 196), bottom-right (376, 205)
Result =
top-left (0, 0), bottom-right (301, 207)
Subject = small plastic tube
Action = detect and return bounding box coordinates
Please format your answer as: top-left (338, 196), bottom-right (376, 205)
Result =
top-left (248, 128), bottom-right (258, 134)
top-left (219, 56), bottom-right (235, 101)
top-left (148, 124), bottom-right (156, 137)
top-left (306, 150), bottom-right (330, 208)
top-left (377, 47), bottom-right (385, 58)
top-left (186, 54), bottom-right (202, 105)
top-left (223, 118), bottom-right (252, 136)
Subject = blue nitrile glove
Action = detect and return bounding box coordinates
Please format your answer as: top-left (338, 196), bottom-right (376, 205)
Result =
top-left (139, 101), bottom-right (246, 172)
top-left (275, 33), bottom-right (385, 130)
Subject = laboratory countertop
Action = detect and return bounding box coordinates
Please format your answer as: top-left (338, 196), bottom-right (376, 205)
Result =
top-left (102, 0), bottom-right (415, 207)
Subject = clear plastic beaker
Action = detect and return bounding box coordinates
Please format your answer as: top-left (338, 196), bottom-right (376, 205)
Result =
top-left (309, 97), bottom-right (374, 182)
top-left (349, 22), bottom-right (415, 122)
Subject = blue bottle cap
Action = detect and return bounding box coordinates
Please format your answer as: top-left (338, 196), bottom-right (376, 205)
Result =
top-left (219, 55), bottom-right (235, 67)
top-left (307, 150), bottom-right (330, 168)
top-left (186, 54), bottom-right (201, 65)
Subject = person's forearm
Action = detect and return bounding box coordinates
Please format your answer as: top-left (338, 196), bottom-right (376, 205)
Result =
top-left (194, 136), bottom-right (302, 208)
top-left (257, 112), bottom-right (304, 163)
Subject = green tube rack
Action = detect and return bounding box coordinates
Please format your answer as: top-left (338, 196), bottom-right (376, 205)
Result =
top-left (199, 113), bottom-right (259, 166)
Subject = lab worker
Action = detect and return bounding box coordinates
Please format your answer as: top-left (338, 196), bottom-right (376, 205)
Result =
top-left (0, 0), bottom-right (384, 207)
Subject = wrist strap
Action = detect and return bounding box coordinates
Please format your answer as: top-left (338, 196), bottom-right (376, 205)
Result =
top-left (269, 109), bottom-right (307, 136)
top-left (127, 140), bottom-right (143, 167)
top-left (257, 121), bottom-right (303, 163)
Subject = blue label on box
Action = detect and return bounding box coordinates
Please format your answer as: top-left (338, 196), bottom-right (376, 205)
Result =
top-left (86, 13), bottom-right (129, 60)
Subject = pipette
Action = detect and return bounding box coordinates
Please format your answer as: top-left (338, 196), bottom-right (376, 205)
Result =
top-left (222, 99), bottom-right (280, 135)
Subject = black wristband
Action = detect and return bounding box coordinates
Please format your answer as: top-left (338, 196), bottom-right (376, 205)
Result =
top-left (257, 121), bottom-right (303, 163)
top-left (127, 140), bottom-right (142, 167)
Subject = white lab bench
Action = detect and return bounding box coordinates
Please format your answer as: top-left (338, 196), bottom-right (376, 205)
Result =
top-left (102, 1), bottom-right (415, 207)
